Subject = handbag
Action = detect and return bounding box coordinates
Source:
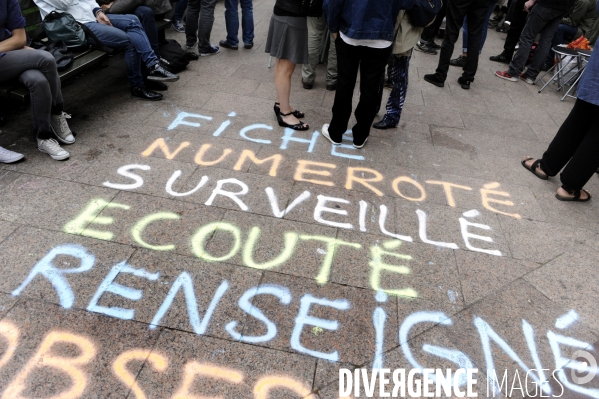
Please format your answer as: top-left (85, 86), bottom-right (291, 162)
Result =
top-left (37, 41), bottom-right (75, 71)
top-left (406, 0), bottom-right (443, 28)
top-left (43, 11), bottom-right (87, 50)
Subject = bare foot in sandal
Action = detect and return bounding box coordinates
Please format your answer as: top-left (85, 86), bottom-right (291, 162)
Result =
top-left (521, 156), bottom-right (548, 180)
top-left (556, 186), bottom-right (591, 202)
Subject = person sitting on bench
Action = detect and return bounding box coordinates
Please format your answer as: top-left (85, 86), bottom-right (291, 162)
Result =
top-left (34, 0), bottom-right (179, 101)
top-left (0, 0), bottom-right (73, 162)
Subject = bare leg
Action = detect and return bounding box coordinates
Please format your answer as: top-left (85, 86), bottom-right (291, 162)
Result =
top-left (274, 58), bottom-right (307, 128)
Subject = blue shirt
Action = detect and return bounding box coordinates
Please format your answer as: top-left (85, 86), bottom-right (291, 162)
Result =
top-left (0, 0), bottom-right (26, 58)
top-left (577, 1), bottom-right (599, 106)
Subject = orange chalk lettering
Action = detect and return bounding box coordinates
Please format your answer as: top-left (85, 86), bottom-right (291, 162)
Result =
top-left (392, 176), bottom-right (426, 202)
top-left (3, 331), bottom-right (96, 399)
top-left (171, 362), bottom-right (243, 399)
top-left (194, 144), bottom-right (233, 166)
top-left (253, 376), bottom-right (316, 399)
top-left (234, 150), bottom-right (282, 177)
top-left (480, 182), bottom-right (521, 219)
top-left (425, 181), bottom-right (472, 207)
top-left (141, 138), bottom-right (190, 160)
top-left (113, 349), bottom-right (168, 399)
top-left (345, 167), bottom-right (384, 197)
top-left (0, 321), bottom-right (18, 369)
top-left (294, 160), bottom-right (336, 187)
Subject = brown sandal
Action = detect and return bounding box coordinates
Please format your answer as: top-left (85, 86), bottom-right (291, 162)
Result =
top-left (521, 157), bottom-right (548, 180)
top-left (555, 186), bottom-right (591, 202)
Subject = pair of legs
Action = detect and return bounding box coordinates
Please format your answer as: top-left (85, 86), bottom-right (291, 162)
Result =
top-left (327, 37), bottom-right (391, 145)
top-left (546, 24), bottom-right (578, 67)
top-left (461, 1), bottom-right (497, 55)
top-left (85, 13), bottom-right (160, 88)
top-left (432, 0), bottom-right (492, 83)
top-left (506, 3), bottom-right (565, 80)
top-left (223, 0), bottom-right (254, 47)
top-left (0, 49), bottom-right (73, 161)
top-left (172, 0), bottom-right (188, 21)
top-left (274, 58), bottom-right (306, 128)
top-left (302, 14), bottom-right (337, 88)
top-left (375, 53), bottom-right (411, 128)
top-left (420, 0), bottom-right (448, 44)
top-left (523, 99), bottom-right (599, 200)
top-left (185, 0), bottom-right (218, 52)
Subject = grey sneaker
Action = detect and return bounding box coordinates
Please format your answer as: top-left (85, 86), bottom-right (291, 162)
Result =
top-left (0, 146), bottom-right (24, 163)
top-left (50, 112), bottom-right (75, 144)
top-left (415, 41), bottom-right (438, 55)
top-left (38, 138), bottom-right (69, 160)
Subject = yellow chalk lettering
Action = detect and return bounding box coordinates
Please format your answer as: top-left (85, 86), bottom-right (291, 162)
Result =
top-left (369, 241), bottom-right (417, 297)
top-left (480, 182), bottom-right (521, 219)
top-left (299, 236), bottom-right (361, 284)
top-left (254, 376), bottom-right (315, 399)
top-left (63, 199), bottom-right (130, 240)
top-left (141, 138), bottom-right (190, 160)
top-left (392, 176), bottom-right (426, 202)
top-left (191, 222), bottom-right (241, 262)
top-left (345, 167), bottom-right (384, 197)
top-left (425, 181), bottom-right (472, 207)
top-left (243, 227), bottom-right (298, 269)
top-left (131, 212), bottom-right (180, 251)
top-left (3, 331), bottom-right (96, 399)
top-left (294, 160), bottom-right (336, 187)
top-left (194, 144), bottom-right (233, 166)
top-left (113, 349), bottom-right (168, 399)
top-left (233, 150), bottom-right (282, 177)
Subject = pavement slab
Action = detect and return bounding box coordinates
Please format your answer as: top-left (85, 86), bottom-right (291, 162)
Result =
top-left (0, 0), bottom-right (595, 397)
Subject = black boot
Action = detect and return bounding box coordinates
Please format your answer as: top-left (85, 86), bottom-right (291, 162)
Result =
top-left (457, 76), bottom-right (471, 90)
top-left (131, 86), bottom-right (163, 101)
top-left (424, 73), bottom-right (445, 87)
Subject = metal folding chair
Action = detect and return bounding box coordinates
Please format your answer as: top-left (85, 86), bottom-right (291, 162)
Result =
top-left (537, 47), bottom-right (581, 93)
top-left (560, 49), bottom-right (592, 101)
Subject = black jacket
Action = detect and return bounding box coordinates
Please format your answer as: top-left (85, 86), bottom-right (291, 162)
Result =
top-left (275, 0), bottom-right (322, 17)
top-left (538, 0), bottom-right (577, 12)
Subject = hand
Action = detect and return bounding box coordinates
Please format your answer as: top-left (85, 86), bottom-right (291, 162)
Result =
top-left (524, 0), bottom-right (535, 12)
top-left (332, 32), bottom-right (338, 40)
top-left (97, 11), bottom-right (112, 25)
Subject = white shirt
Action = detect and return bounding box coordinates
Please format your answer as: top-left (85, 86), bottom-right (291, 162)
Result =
top-left (34, 0), bottom-right (98, 24)
top-left (340, 32), bottom-right (392, 49)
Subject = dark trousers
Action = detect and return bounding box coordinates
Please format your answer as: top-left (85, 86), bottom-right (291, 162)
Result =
top-left (328, 38), bottom-right (392, 144)
top-left (502, 0), bottom-right (528, 58)
top-left (436, 0), bottom-right (492, 81)
top-left (421, 0), bottom-right (447, 43)
top-left (540, 99), bottom-right (599, 191)
top-left (546, 23), bottom-right (578, 66)
top-left (0, 49), bottom-right (63, 138)
top-left (133, 6), bottom-right (160, 55)
top-left (507, 3), bottom-right (565, 79)
top-left (185, 0), bottom-right (218, 51)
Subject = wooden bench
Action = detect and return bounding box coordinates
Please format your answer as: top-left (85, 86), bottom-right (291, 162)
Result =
top-left (0, 0), bottom-right (171, 103)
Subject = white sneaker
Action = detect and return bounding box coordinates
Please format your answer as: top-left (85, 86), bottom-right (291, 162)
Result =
top-left (50, 112), bottom-right (75, 144)
top-left (38, 138), bottom-right (69, 160)
top-left (0, 146), bottom-right (24, 163)
top-left (320, 124), bottom-right (341, 145)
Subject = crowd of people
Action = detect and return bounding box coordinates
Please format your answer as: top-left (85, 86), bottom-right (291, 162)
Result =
top-left (1, 0), bottom-right (598, 201)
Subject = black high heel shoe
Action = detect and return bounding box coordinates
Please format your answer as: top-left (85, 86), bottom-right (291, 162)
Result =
top-left (276, 111), bottom-right (309, 131)
top-left (274, 102), bottom-right (305, 119)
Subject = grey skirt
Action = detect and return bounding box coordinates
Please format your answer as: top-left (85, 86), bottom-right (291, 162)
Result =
top-left (265, 14), bottom-right (309, 65)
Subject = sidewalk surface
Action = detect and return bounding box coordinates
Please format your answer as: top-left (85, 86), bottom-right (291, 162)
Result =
top-left (1, 1), bottom-right (598, 398)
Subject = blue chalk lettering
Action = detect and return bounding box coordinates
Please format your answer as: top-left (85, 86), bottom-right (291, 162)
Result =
top-left (280, 128), bottom-right (319, 153)
top-left (168, 112), bottom-right (212, 130)
top-left (239, 124), bottom-right (273, 144)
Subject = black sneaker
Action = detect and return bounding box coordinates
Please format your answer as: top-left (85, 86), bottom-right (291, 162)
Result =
top-left (427, 40), bottom-right (441, 49)
top-left (457, 76), bottom-right (471, 90)
top-left (147, 64), bottom-right (179, 82)
top-left (199, 45), bottom-right (221, 56)
top-left (131, 86), bottom-right (163, 101)
top-left (450, 55), bottom-right (467, 67)
top-left (244, 42), bottom-right (254, 49)
top-left (489, 53), bottom-right (511, 64)
top-left (219, 40), bottom-right (238, 50)
top-left (415, 41), bottom-right (438, 55)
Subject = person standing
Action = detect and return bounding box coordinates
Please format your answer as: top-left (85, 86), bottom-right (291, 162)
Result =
top-left (423, 0), bottom-right (494, 90)
top-left (495, 0), bottom-right (576, 84)
top-left (301, 12), bottom-right (337, 91)
top-left (373, 10), bottom-right (423, 130)
top-left (415, 0), bottom-right (447, 54)
top-left (219, 0), bottom-right (254, 50)
top-left (520, 0), bottom-right (599, 201)
top-left (171, 0), bottom-right (187, 32)
top-left (449, 1), bottom-right (497, 67)
top-left (320, 0), bottom-right (402, 149)
top-left (265, 0), bottom-right (313, 131)
top-left (185, 0), bottom-right (220, 55)
top-left (489, 0), bottom-right (528, 63)
top-left (0, 0), bottom-right (74, 161)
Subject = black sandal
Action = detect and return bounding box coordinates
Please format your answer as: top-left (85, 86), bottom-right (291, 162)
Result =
top-left (277, 111), bottom-right (309, 131)
top-left (521, 157), bottom-right (548, 180)
top-left (274, 102), bottom-right (305, 119)
top-left (555, 186), bottom-right (592, 202)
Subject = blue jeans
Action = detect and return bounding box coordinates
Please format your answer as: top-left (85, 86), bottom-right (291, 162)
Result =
top-left (173, 0), bottom-right (188, 21)
top-left (224, 0), bottom-right (254, 46)
top-left (546, 23), bottom-right (578, 66)
top-left (133, 6), bottom-right (160, 55)
top-left (462, 1), bottom-right (496, 53)
top-left (85, 15), bottom-right (159, 88)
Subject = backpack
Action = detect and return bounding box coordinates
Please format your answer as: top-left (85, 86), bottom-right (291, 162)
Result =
top-left (43, 11), bottom-right (87, 50)
top-left (406, 0), bottom-right (443, 28)
top-left (159, 39), bottom-right (198, 73)
top-left (300, 0), bottom-right (323, 17)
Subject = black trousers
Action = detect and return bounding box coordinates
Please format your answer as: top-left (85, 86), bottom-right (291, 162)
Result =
top-left (435, 0), bottom-right (492, 81)
top-left (541, 99), bottom-right (599, 191)
top-left (502, 0), bottom-right (528, 58)
top-left (421, 0), bottom-right (448, 43)
top-left (328, 37), bottom-right (392, 144)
